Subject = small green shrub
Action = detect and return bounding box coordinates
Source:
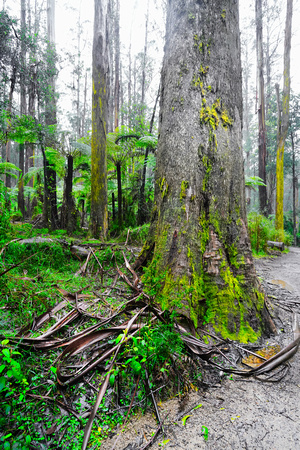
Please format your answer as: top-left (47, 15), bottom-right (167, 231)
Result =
top-left (247, 213), bottom-right (293, 253)
top-left (0, 180), bottom-right (11, 239)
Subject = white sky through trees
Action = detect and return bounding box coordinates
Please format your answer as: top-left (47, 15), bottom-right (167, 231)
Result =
top-left (4, 0), bottom-right (300, 128)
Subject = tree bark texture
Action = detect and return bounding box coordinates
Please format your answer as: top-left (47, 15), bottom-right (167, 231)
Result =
top-left (43, 0), bottom-right (59, 230)
top-left (137, 84), bottom-right (160, 225)
top-left (145, 0), bottom-right (273, 342)
top-left (61, 154), bottom-right (77, 234)
top-left (18, 0), bottom-right (26, 218)
top-left (255, 0), bottom-right (267, 215)
top-left (275, 0), bottom-right (293, 236)
top-left (90, 0), bottom-right (109, 239)
top-left (291, 132), bottom-right (298, 245)
top-left (114, 0), bottom-right (120, 130)
top-left (116, 161), bottom-right (122, 229)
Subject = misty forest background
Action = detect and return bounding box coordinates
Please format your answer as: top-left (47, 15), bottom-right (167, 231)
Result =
top-left (0, 0), bottom-right (299, 247)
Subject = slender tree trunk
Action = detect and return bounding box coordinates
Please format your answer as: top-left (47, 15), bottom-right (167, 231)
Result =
top-left (128, 42), bottom-right (132, 128)
top-left (275, 0), bottom-right (293, 237)
top-left (43, 0), bottom-right (59, 229)
top-left (116, 161), bottom-right (122, 229)
top-left (76, 16), bottom-right (81, 138)
top-left (140, 0), bottom-right (149, 121)
top-left (90, 0), bottom-right (110, 239)
top-left (120, 61), bottom-right (124, 127)
top-left (18, 0), bottom-right (26, 219)
top-left (61, 154), bottom-right (76, 233)
top-left (26, 0), bottom-right (36, 203)
top-left (137, 84), bottom-right (160, 225)
top-left (291, 132), bottom-right (297, 245)
top-left (81, 70), bottom-right (88, 137)
top-left (5, 65), bottom-right (16, 189)
top-left (133, 56), bottom-right (136, 106)
top-left (141, 0), bottom-right (275, 340)
top-left (112, 192), bottom-right (115, 221)
top-left (256, 0), bottom-right (267, 215)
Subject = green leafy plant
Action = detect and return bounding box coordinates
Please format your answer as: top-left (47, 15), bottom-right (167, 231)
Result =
top-left (247, 212), bottom-right (292, 254)
top-left (245, 175), bottom-right (266, 190)
top-left (0, 340), bottom-right (32, 450)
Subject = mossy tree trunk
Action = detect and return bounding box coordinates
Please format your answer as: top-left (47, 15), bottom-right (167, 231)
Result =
top-left (116, 161), bottom-right (123, 229)
top-left (255, 0), bottom-right (267, 215)
top-left (144, 0), bottom-right (275, 342)
top-left (43, 0), bottom-right (59, 230)
top-left (18, 0), bottom-right (26, 219)
top-left (61, 155), bottom-right (77, 234)
top-left (90, 0), bottom-right (110, 239)
top-left (275, 0), bottom-right (293, 238)
top-left (114, 0), bottom-right (120, 130)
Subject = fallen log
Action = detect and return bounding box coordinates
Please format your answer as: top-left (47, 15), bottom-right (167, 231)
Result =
top-left (267, 240), bottom-right (285, 251)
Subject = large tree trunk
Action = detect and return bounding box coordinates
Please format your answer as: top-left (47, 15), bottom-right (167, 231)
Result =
top-left (255, 0), bottom-right (267, 215)
top-left (90, 0), bottom-right (110, 239)
top-left (114, 0), bottom-right (120, 130)
top-left (275, 0), bottom-right (293, 237)
top-left (143, 0), bottom-right (274, 342)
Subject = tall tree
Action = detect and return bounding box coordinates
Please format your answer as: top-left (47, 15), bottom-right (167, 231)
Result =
top-left (137, 84), bottom-right (160, 225)
top-left (43, 0), bottom-right (59, 229)
top-left (140, 0), bottom-right (149, 121)
top-left (275, 0), bottom-right (293, 237)
top-left (141, 0), bottom-right (274, 340)
top-left (17, 0), bottom-right (26, 218)
top-left (26, 5), bottom-right (37, 212)
top-left (90, 0), bottom-right (110, 239)
top-left (255, 0), bottom-right (267, 214)
top-left (113, 0), bottom-right (120, 130)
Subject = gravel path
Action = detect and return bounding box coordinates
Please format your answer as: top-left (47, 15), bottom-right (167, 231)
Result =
top-left (103, 249), bottom-right (300, 450)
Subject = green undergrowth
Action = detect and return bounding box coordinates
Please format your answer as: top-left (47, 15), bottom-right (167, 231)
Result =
top-left (248, 212), bottom-right (293, 255)
top-left (0, 224), bottom-right (201, 449)
top-left (0, 319), bottom-right (189, 449)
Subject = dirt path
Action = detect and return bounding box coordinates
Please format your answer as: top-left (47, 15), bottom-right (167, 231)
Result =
top-left (103, 249), bottom-right (300, 450)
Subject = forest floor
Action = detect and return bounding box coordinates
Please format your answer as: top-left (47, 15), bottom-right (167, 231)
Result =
top-left (102, 248), bottom-right (300, 450)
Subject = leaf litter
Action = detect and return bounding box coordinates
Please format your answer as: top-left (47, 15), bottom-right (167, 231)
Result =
top-left (1, 242), bottom-right (300, 449)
